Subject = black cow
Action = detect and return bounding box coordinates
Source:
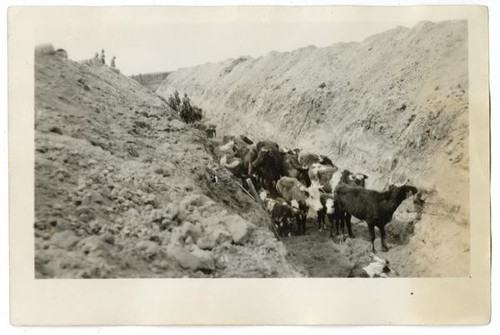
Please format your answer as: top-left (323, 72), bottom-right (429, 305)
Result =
top-left (264, 198), bottom-right (297, 237)
top-left (252, 145), bottom-right (286, 195)
top-left (333, 180), bottom-right (418, 252)
top-left (256, 140), bottom-right (279, 152)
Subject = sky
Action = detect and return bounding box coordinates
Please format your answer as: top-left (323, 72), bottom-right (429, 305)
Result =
top-left (34, 15), bottom-right (426, 76)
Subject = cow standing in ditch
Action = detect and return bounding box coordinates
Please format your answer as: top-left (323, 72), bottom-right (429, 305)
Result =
top-left (275, 177), bottom-right (323, 235)
top-left (334, 180), bottom-right (418, 252)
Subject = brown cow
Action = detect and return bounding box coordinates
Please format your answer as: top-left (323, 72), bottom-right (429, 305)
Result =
top-left (276, 177), bottom-right (323, 235)
top-left (299, 152), bottom-right (335, 169)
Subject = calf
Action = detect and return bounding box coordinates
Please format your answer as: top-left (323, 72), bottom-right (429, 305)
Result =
top-left (309, 163), bottom-right (369, 194)
top-left (334, 180), bottom-right (418, 252)
top-left (264, 197), bottom-right (297, 237)
top-left (276, 177), bottom-right (323, 235)
top-left (317, 193), bottom-right (335, 231)
top-left (348, 253), bottom-right (397, 278)
top-left (205, 124), bottom-right (217, 138)
top-left (308, 164), bottom-right (369, 237)
top-left (308, 163), bottom-right (339, 193)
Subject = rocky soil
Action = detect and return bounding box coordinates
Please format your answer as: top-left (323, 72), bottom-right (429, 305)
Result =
top-left (34, 47), bottom-right (299, 278)
top-left (157, 20), bottom-right (470, 277)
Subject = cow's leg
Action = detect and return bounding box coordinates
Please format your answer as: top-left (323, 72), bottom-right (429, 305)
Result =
top-left (345, 213), bottom-right (354, 238)
top-left (299, 215), bottom-right (304, 235)
top-left (317, 210), bottom-right (324, 232)
top-left (327, 214), bottom-right (334, 237)
top-left (379, 225), bottom-right (389, 252)
top-left (247, 162), bottom-right (253, 176)
top-left (368, 223), bottom-right (376, 252)
top-left (329, 216), bottom-right (335, 238)
top-left (301, 213), bottom-right (307, 235)
top-left (294, 213), bottom-right (301, 236)
top-left (334, 214), bottom-right (341, 236)
top-left (339, 212), bottom-right (346, 241)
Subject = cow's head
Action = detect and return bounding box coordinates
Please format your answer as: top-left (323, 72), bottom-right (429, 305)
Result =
top-left (219, 140), bottom-right (235, 154)
top-left (325, 197), bottom-right (335, 215)
top-left (303, 181), bottom-right (323, 212)
top-left (220, 155), bottom-right (241, 169)
top-left (348, 172), bottom-right (369, 187)
top-left (252, 148), bottom-right (269, 168)
top-left (389, 179), bottom-right (418, 201)
top-left (279, 146), bottom-right (290, 154)
top-left (259, 190), bottom-right (268, 202)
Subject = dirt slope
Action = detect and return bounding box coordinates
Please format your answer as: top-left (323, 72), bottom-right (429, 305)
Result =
top-left (130, 72), bottom-right (170, 91)
top-left (157, 20), bottom-right (470, 276)
top-left (34, 47), bottom-right (299, 278)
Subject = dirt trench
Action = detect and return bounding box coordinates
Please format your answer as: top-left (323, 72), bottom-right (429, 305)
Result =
top-left (207, 135), bottom-right (422, 278)
top-left (156, 20), bottom-right (470, 277)
top-left (281, 217), bottom-right (416, 277)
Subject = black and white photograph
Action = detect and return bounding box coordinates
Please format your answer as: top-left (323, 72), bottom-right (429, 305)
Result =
top-left (7, 4), bottom-right (492, 327)
top-left (32, 10), bottom-right (472, 279)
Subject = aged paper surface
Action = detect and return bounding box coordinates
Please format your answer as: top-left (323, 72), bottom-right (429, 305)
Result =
top-left (9, 6), bottom-right (489, 325)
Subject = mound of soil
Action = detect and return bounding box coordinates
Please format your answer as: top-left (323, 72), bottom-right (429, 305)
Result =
top-left (34, 48), bottom-right (299, 278)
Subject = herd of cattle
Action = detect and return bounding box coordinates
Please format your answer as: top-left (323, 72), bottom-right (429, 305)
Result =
top-left (210, 134), bottom-right (420, 253)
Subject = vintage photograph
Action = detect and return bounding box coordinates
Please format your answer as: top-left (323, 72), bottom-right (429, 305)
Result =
top-left (33, 13), bottom-right (470, 279)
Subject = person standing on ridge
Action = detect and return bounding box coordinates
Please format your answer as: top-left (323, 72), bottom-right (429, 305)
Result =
top-left (182, 93), bottom-right (191, 110)
top-left (110, 56), bottom-right (116, 68)
top-left (174, 90), bottom-right (181, 107)
top-left (100, 49), bottom-right (106, 65)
